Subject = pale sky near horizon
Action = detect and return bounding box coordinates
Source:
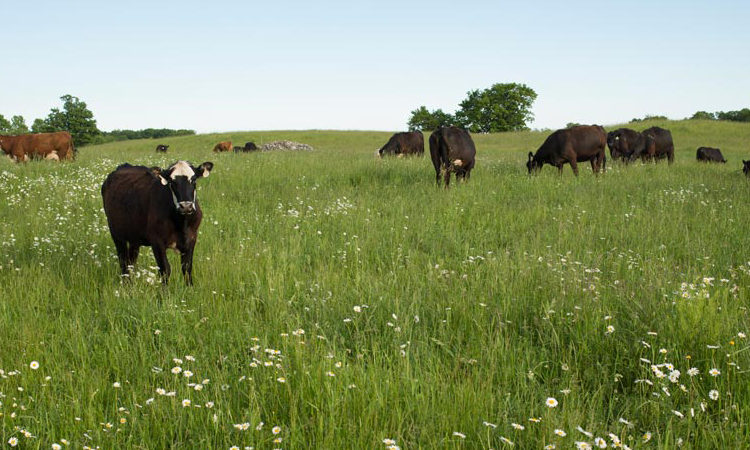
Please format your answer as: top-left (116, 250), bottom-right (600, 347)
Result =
top-left (2, 0), bottom-right (748, 133)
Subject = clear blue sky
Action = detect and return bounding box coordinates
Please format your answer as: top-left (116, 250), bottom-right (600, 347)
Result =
top-left (2, 0), bottom-right (748, 133)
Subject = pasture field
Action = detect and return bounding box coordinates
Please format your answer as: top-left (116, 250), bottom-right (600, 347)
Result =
top-left (1, 119), bottom-right (750, 449)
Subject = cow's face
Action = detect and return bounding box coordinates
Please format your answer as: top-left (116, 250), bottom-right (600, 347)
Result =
top-left (526, 151), bottom-right (541, 174)
top-left (743, 160), bottom-right (750, 176)
top-left (607, 132), bottom-right (618, 150)
top-left (155, 161), bottom-right (214, 215)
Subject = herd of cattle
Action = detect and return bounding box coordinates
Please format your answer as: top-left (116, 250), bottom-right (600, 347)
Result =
top-left (0, 125), bottom-right (746, 285)
top-left (377, 124), bottom-right (743, 185)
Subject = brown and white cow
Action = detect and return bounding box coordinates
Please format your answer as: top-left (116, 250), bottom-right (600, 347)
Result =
top-left (101, 160), bottom-right (214, 285)
top-left (0, 131), bottom-right (75, 162)
top-left (213, 141), bottom-right (232, 152)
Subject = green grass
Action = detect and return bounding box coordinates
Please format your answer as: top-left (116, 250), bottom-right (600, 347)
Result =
top-left (1, 119), bottom-right (750, 449)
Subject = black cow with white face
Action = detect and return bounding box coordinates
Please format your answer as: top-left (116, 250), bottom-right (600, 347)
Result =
top-left (156, 144), bottom-right (169, 152)
top-left (101, 160), bottom-right (214, 285)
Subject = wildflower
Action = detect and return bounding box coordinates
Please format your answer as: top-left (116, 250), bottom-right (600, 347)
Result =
top-left (205, 402), bottom-right (214, 408)
top-left (120, 417), bottom-right (127, 424)
top-left (183, 370), bottom-right (193, 378)
top-left (113, 382), bottom-right (121, 388)
top-left (273, 437), bottom-right (282, 443)
top-left (230, 447), bottom-right (240, 450)
top-left (554, 429), bottom-right (566, 437)
top-left (276, 377), bottom-right (286, 383)
top-left (256, 422), bottom-right (264, 431)
top-left (642, 432), bottom-right (652, 443)
top-left (182, 399), bottom-right (191, 407)
top-left (61, 440), bottom-right (69, 445)
top-left (483, 421), bottom-right (497, 428)
top-left (529, 417), bottom-right (541, 423)
top-left (594, 437), bottom-right (607, 448)
top-left (618, 417), bottom-right (634, 428)
top-left (511, 423), bottom-right (525, 430)
top-left (29, 361), bottom-right (40, 370)
top-left (272, 426), bottom-right (281, 435)
top-left (383, 439), bottom-right (396, 445)
top-left (709, 368), bottom-right (721, 377)
top-left (325, 371), bottom-right (335, 377)
top-left (53, 444), bottom-right (62, 450)
top-left (499, 436), bottom-right (514, 445)
top-left (560, 389), bottom-right (571, 395)
top-left (688, 367), bottom-right (699, 376)
top-left (452, 432), bottom-right (466, 439)
top-left (546, 397), bottom-right (558, 408)
top-left (154, 329), bottom-right (161, 335)
top-left (576, 426), bottom-right (593, 438)
top-left (185, 355), bottom-right (195, 361)
top-left (739, 332), bottom-right (747, 339)
top-left (171, 366), bottom-right (182, 374)
top-left (576, 442), bottom-right (592, 450)
top-left (606, 325), bottom-right (615, 334)
top-left (673, 410), bottom-right (684, 418)
top-left (8, 437), bottom-right (18, 447)
top-left (668, 370), bottom-right (680, 383)
top-left (545, 445), bottom-right (556, 450)
top-left (353, 306), bottom-right (362, 313)
top-left (709, 390), bottom-right (719, 400)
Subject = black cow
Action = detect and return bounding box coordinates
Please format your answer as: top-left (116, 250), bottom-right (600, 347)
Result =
top-left (156, 144), bottom-right (169, 152)
top-left (743, 160), bottom-right (750, 176)
top-left (606, 128), bottom-right (644, 161)
top-left (101, 160), bottom-right (214, 285)
top-left (633, 126), bottom-right (674, 163)
top-left (429, 127), bottom-right (476, 187)
top-left (378, 131), bottom-right (424, 157)
top-left (696, 147), bottom-right (726, 163)
top-left (527, 125), bottom-right (606, 176)
top-left (234, 142), bottom-right (258, 152)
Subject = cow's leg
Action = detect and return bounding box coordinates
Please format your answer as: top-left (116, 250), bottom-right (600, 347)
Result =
top-left (601, 154), bottom-right (607, 173)
top-left (127, 245), bottom-right (140, 267)
top-left (113, 238), bottom-right (130, 276)
top-left (557, 163), bottom-right (564, 175)
top-left (152, 244), bottom-right (171, 285)
top-left (181, 247), bottom-right (195, 286)
top-left (569, 160), bottom-right (579, 176)
top-left (443, 164), bottom-right (451, 188)
top-left (668, 148), bottom-right (674, 164)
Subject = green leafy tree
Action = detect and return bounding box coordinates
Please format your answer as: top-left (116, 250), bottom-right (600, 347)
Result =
top-left (0, 114), bottom-right (11, 133)
top-left (407, 106), bottom-right (454, 131)
top-left (9, 115), bottom-right (29, 134)
top-left (690, 111), bottom-right (716, 120)
top-left (716, 108), bottom-right (750, 122)
top-left (31, 118), bottom-right (49, 133)
top-left (40, 95), bottom-right (100, 146)
top-left (454, 83), bottom-right (537, 133)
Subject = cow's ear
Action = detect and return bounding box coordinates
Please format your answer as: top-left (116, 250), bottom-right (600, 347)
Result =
top-left (196, 162), bottom-right (214, 178)
top-left (150, 166), bottom-right (169, 185)
top-left (527, 151), bottom-right (533, 161)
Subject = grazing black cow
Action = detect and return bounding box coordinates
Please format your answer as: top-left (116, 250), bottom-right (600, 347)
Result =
top-left (101, 160), bottom-right (214, 285)
top-left (606, 128), bottom-right (644, 161)
top-left (696, 147), bottom-right (726, 163)
top-left (633, 126), bottom-right (674, 163)
top-left (233, 142), bottom-right (258, 153)
top-left (527, 125), bottom-right (606, 176)
top-left (743, 160), bottom-right (750, 176)
top-left (156, 144), bottom-right (169, 152)
top-left (378, 131), bottom-right (424, 157)
top-left (429, 127), bottom-right (476, 187)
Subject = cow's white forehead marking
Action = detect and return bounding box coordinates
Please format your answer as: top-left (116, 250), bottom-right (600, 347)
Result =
top-left (170, 161), bottom-right (195, 179)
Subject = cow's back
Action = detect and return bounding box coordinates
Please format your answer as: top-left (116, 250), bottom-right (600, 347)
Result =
top-left (102, 165), bottom-right (162, 245)
top-left (440, 127), bottom-right (476, 161)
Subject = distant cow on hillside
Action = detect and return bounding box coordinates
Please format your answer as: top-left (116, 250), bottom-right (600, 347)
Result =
top-left (696, 147), bottom-right (726, 163)
top-left (606, 128), bottom-right (643, 161)
top-left (0, 131), bottom-right (75, 162)
top-left (527, 125), bottom-right (606, 176)
top-left (156, 144), bottom-right (169, 152)
top-left (378, 131), bottom-right (424, 157)
top-left (213, 141), bottom-right (232, 152)
top-left (633, 126), bottom-right (674, 163)
top-left (429, 127), bottom-right (476, 187)
top-left (233, 142), bottom-right (258, 152)
top-left (101, 160), bottom-right (214, 285)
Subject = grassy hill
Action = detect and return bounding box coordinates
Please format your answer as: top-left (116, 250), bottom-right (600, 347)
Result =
top-left (1, 119), bottom-right (749, 449)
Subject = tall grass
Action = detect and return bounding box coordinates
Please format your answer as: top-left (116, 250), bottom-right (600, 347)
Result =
top-left (0, 120), bottom-right (749, 449)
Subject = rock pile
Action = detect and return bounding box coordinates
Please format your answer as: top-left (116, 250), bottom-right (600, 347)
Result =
top-left (260, 141), bottom-right (314, 152)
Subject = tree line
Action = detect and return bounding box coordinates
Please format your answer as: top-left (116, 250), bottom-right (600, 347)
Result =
top-left (0, 95), bottom-right (194, 147)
